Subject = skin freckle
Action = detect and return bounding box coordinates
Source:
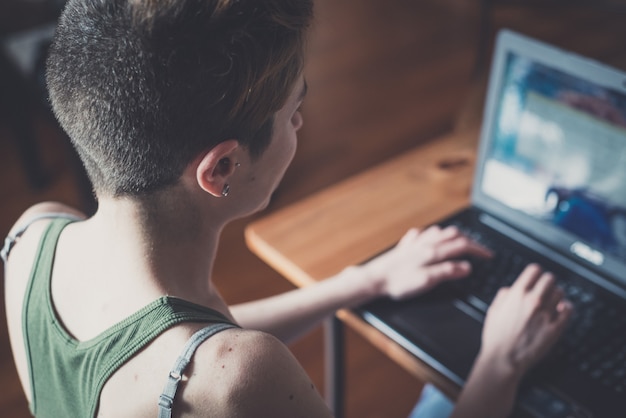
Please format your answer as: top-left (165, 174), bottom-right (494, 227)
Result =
top-left (289, 394), bottom-right (294, 401)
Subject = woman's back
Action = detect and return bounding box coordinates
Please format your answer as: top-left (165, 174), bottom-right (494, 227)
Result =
top-left (4, 210), bottom-right (328, 417)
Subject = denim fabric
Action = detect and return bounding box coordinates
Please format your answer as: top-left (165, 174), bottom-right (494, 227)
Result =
top-left (408, 384), bottom-right (454, 418)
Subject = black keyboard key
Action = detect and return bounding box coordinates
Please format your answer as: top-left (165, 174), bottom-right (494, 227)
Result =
top-left (448, 221), bottom-right (626, 396)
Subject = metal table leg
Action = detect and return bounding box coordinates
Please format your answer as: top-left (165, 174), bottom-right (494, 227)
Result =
top-left (324, 315), bottom-right (345, 418)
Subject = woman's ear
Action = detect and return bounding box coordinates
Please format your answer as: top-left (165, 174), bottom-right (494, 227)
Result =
top-left (194, 139), bottom-right (240, 197)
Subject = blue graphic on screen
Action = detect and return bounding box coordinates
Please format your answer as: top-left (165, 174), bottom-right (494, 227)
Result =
top-left (481, 52), bottom-right (626, 262)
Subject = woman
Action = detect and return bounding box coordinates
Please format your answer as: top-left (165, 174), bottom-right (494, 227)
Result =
top-left (2, 1), bottom-right (571, 417)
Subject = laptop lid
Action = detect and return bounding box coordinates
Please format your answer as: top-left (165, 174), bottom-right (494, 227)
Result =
top-left (472, 29), bottom-right (626, 286)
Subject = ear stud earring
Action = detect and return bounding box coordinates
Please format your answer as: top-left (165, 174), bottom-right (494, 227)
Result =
top-left (219, 159), bottom-right (241, 167)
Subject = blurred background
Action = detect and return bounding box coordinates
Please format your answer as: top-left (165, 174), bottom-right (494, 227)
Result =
top-left (1, 0), bottom-right (626, 416)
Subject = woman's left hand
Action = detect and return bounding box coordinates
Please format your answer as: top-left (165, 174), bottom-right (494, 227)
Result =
top-left (363, 225), bottom-right (493, 300)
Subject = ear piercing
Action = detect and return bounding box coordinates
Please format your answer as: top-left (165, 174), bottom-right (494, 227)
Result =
top-left (219, 161), bottom-right (240, 197)
top-left (219, 159), bottom-right (241, 169)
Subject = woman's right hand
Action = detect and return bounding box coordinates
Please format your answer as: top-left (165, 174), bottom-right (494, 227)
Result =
top-left (479, 263), bottom-right (573, 379)
top-left (450, 265), bottom-right (573, 418)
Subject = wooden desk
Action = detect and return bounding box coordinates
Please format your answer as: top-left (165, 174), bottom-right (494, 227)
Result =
top-left (245, 130), bottom-right (480, 413)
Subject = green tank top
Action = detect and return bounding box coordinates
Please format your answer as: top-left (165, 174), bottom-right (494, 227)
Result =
top-left (22, 218), bottom-right (236, 417)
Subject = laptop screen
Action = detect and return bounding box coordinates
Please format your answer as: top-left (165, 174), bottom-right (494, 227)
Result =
top-left (474, 31), bottom-right (626, 282)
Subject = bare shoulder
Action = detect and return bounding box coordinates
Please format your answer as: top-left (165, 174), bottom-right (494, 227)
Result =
top-left (4, 201), bottom-right (85, 291)
top-left (4, 201), bottom-right (85, 269)
top-left (6, 201), bottom-right (85, 239)
top-left (179, 328), bottom-right (333, 418)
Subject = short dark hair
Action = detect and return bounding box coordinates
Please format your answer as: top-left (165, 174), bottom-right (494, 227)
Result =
top-left (46, 0), bottom-right (313, 196)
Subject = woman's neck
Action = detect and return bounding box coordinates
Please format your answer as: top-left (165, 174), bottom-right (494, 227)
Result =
top-left (86, 191), bottom-right (225, 306)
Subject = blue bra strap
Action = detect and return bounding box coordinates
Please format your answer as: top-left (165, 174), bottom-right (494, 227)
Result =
top-left (157, 322), bottom-right (239, 418)
top-left (1, 213), bottom-right (83, 264)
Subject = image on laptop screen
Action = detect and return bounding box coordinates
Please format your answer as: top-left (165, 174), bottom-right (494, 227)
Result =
top-left (480, 51), bottom-right (626, 264)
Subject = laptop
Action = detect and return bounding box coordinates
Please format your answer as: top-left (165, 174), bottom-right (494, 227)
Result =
top-left (357, 29), bottom-right (626, 418)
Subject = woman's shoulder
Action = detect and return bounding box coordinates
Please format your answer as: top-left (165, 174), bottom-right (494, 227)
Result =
top-left (3, 201), bottom-right (85, 263)
top-left (181, 328), bottom-right (334, 418)
top-left (8, 201), bottom-right (85, 231)
top-left (4, 201), bottom-right (85, 287)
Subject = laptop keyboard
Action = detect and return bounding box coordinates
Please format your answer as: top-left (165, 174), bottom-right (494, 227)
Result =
top-left (449, 222), bottom-right (626, 396)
